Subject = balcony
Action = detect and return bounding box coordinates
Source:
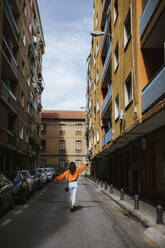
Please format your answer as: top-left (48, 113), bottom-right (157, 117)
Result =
top-left (4, 0), bottom-right (19, 40)
top-left (2, 37), bottom-right (18, 77)
top-left (1, 81), bottom-right (18, 111)
top-left (101, 13), bottom-right (111, 54)
top-left (142, 65), bottom-right (165, 113)
top-left (101, 85), bottom-right (112, 115)
top-left (102, 128), bottom-right (112, 148)
top-left (8, 132), bottom-right (16, 147)
top-left (28, 44), bottom-right (36, 59)
top-left (140, 0), bottom-right (161, 38)
top-left (101, 42), bottom-right (112, 84)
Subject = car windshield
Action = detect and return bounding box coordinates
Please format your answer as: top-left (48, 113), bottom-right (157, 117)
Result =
top-left (29, 170), bottom-right (35, 176)
top-left (45, 168), bottom-right (51, 172)
top-left (22, 171), bottom-right (28, 178)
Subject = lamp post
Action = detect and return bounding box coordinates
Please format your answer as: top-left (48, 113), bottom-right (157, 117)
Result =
top-left (90, 31), bottom-right (113, 38)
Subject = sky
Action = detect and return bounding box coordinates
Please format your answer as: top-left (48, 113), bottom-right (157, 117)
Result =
top-left (38, 0), bottom-right (93, 110)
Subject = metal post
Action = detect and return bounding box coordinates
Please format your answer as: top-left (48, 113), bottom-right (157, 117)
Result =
top-left (134, 194), bottom-right (139, 210)
top-left (104, 182), bottom-right (107, 190)
top-left (120, 188), bottom-right (124, 200)
top-left (156, 205), bottom-right (164, 224)
top-left (110, 184), bottom-right (113, 194)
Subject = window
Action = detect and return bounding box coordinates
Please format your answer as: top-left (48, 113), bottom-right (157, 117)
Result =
top-left (59, 140), bottom-right (65, 150)
top-left (96, 39), bottom-right (99, 56)
top-left (76, 160), bottom-right (81, 167)
top-left (28, 22), bottom-right (32, 33)
top-left (94, 134), bottom-right (96, 146)
top-left (114, 43), bottom-right (119, 72)
top-left (41, 123), bottom-right (46, 135)
top-left (23, 3), bottom-right (27, 16)
top-left (22, 28), bottom-right (26, 46)
top-left (76, 124), bottom-right (82, 131)
top-left (124, 8), bottom-right (131, 49)
top-left (114, 0), bottom-right (118, 24)
top-left (125, 72), bottom-right (133, 107)
top-left (41, 140), bottom-right (46, 152)
top-left (20, 91), bottom-right (24, 107)
top-left (27, 102), bottom-right (30, 114)
top-left (97, 97), bottom-right (99, 112)
top-left (76, 140), bottom-right (82, 150)
top-left (27, 76), bottom-right (30, 87)
top-left (96, 68), bottom-right (99, 84)
top-left (97, 128), bottom-right (99, 143)
top-left (96, 12), bottom-right (99, 27)
top-left (19, 123), bottom-right (24, 139)
top-left (59, 160), bottom-right (65, 168)
top-left (25, 130), bottom-right (29, 143)
top-left (22, 60), bottom-right (25, 75)
top-left (115, 94), bottom-right (119, 120)
top-left (59, 124), bottom-right (65, 135)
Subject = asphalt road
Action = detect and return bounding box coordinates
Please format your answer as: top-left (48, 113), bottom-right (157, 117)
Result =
top-left (0, 178), bottom-right (158, 248)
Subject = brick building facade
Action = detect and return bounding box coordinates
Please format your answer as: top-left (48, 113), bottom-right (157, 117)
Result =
top-left (40, 110), bottom-right (89, 175)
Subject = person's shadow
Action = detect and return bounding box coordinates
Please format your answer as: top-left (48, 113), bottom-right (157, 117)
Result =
top-left (71, 205), bottom-right (95, 212)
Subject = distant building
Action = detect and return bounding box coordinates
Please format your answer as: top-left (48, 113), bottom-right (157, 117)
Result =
top-left (40, 110), bottom-right (89, 175)
top-left (0, 0), bottom-right (45, 170)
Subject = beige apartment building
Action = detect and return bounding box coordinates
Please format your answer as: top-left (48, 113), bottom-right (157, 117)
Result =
top-left (40, 110), bottom-right (89, 175)
top-left (0, 0), bottom-right (45, 170)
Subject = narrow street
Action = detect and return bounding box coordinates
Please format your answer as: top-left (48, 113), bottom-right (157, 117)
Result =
top-left (0, 178), bottom-right (156, 248)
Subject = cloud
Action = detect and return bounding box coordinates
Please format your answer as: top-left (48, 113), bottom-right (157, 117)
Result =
top-left (42, 17), bottom-right (92, 110)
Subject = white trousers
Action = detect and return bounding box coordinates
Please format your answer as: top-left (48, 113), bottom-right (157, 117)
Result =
top-left (68, 181), bottom-right (78, 206)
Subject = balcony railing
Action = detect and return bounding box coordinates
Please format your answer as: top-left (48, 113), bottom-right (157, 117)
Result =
top-left (2, 37), bottom-right (18, 77)
top-left (101, 13), bottom-right (111, 53)
top-left (140, 0), bottom-right (160, 38)
top-left (101, 42), bottom-right (112, 83)
top-left (102, 128), bottom-right (112, 148)
top-left (142, 65), bottom-right (165, 113)
top-left (4, 0), bottom-right (20, 40)
top-left (101, 85), bottom-right (112, 115)
top-left (1, 81), bottom-right (18, 111)
top-left (8, 132), bottom-right (16, 147)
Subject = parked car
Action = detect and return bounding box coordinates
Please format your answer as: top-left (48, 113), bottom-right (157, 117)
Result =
top-left (36, 168), bottom-right (47, 184)
top-left (21, 170), bottom-right (35, 195)
top-left (50, 168), bottom-right (56, 179)
top-left (0, 172), bottom-right (14, 217)
top-left (3, 170), bottom-right (29, 203)
top-left (44, 168), bottom-right (53, 182)
top-left (29, 169), bottom-right (42, 190)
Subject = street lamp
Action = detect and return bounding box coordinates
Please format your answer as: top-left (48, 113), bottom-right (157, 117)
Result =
top-left (90, 31), bottom-right (113, 38)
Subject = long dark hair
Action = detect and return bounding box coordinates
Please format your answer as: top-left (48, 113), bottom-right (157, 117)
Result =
top-left (69, 162), bottom-right (76, 175)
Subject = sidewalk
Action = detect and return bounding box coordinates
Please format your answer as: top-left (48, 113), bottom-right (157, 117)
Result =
top-left (87, 177), bottom-right (165, 248)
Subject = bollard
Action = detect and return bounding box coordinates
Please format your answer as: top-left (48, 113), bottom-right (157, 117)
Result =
top-left (134, 194), bottom-right (139, 210)
top-left (104, 182), bottom-right (107, 190)
top-left (156, 205), bottom-right (164, 224)
top-left (120, 188), bottom-right (124, 200)
top-left (110, 184), bottom-right (113, 194)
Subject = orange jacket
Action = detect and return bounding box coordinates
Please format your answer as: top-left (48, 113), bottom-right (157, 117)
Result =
top-left (55, 163), bottom-right (87, 182)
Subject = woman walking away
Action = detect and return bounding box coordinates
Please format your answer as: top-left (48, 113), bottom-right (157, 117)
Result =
top-left (55, 161), bottom-right (88, 212)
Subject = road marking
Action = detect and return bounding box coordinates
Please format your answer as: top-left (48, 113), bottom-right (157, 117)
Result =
top-left (143, 237), bottom-right (158, 248)
top-left (1, 219), bottom-right (12, 226)
top-left (23, 204), bottom-right (29, 209)
top-left (117, 211), bottom-right (124, 217)
top-left (126, 221), bottom-right (132, 226)
top-left (110, 205), bottom-right (116, 209)
top-left (14, 210), bottom-right (24, 215)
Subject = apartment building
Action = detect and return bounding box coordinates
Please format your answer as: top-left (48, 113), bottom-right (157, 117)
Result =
top-left (0, 0), bottom-right (45, 170)
top-left (87, 0), bottom-right (165, 204)
top-left (40, 110), bottom-right (89, 175)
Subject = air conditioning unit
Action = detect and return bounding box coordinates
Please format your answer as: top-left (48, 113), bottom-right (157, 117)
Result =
top-left (119, 109), bottom-right (124, 120)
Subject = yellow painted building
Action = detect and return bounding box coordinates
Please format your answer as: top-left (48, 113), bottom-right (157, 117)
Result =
top-left (87, 0), bottom-right (165, 203)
